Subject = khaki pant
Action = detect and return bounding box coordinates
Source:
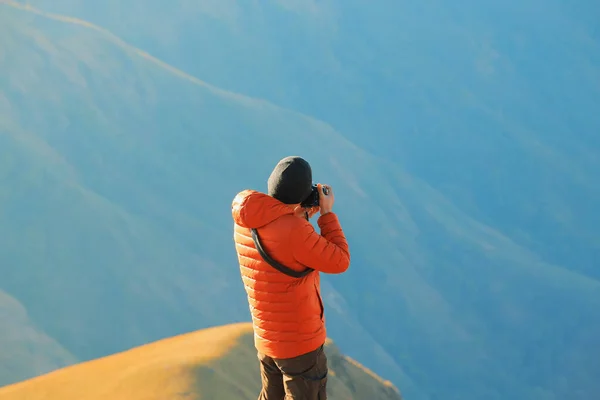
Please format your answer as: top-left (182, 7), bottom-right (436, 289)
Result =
top-left (257, 345), bottom-right (328, 400)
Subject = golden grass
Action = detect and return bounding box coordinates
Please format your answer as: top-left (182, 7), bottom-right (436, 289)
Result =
top-left (0, 322), bottom-right (254, 400)
top-left (0, 322), bottom-right (402, 400)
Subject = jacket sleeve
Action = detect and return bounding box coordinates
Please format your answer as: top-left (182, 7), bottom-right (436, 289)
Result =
top-left (290, 212), bottom-right (350, 274)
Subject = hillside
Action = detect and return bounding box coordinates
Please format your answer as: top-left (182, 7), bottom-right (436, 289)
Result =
top-left (0, 290), bottom-right (77, 387)
top-left (1, 2), bottom-right (600, 400)
top-left (0, 322), bottom-right (403, 400)
top-left (23, 0), bottom-right (600, 280)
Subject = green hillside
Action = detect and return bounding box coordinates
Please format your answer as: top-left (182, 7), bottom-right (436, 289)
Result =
top-left (0, 323), bottom-right (403, 400)
top-left (1, 2), bottom-right (599, 400)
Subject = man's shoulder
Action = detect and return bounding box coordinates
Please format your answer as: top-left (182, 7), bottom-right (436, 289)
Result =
top-left (264, 214), bottom-right (313, 238)
top-left (270, 214), bottom-right (308, 229)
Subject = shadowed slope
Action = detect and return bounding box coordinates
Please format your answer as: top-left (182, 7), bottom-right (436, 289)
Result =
top-left (0, 323), bottom-right (402, 400)
top-left (0, 291), bottom-right (77, 387)
top-left (21, 0), bottom-right (600, 281)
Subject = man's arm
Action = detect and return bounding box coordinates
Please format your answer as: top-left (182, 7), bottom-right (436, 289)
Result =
top-left (290, 212), bottom-right (350, 274)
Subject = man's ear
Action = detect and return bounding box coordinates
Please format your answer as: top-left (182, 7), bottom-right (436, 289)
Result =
top-left (292, 204), bottom-right (305, 218)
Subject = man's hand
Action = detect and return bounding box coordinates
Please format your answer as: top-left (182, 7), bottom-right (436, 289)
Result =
top-left (317, 183), bottom-right (334, 215)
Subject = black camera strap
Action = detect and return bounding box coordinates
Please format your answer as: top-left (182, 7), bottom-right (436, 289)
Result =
top-left (250, 228), bottom-right (314, 278)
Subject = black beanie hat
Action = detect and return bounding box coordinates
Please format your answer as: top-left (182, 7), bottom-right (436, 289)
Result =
top-left (267, 156), bottom-right (313, 204)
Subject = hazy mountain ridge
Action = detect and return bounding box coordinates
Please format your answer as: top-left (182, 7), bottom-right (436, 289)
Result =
top-left (0, 290), bottom-right (77, 387)
top-left (1, 2), bottom-right (600, 400)
top-left (21, 0), bottom-right (600, 280)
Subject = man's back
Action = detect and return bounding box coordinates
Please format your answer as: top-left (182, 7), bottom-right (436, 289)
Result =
top-left (231, 189), bottom-right (350, 359)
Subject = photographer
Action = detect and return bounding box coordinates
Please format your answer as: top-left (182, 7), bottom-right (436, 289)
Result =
top-left (231, 156), bottom-right (351, 400)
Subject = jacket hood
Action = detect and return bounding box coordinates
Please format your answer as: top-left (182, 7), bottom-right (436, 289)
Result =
top-left (232, 189), bottom-right (295, 229)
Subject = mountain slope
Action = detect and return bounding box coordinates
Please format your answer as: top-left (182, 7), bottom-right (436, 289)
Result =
top-left (0, 290), bottom-right (77, 387)
top-left (0, 322), bottom-right (403, 400)
top-left (1, 2), bottom-right (600, 400)
top-left (24, 0), bottom-right (600, 280)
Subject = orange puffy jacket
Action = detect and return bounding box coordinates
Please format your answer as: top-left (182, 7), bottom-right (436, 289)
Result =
top-left (232, 189), bottom-right (350, 359)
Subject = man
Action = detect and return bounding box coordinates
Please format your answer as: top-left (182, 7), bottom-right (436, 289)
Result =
top-left (231, 156), bottom-right (351, 400)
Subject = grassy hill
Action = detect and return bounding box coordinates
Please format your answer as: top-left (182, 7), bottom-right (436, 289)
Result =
top-left (0, 322), bottom-right (403, 400)
top-left (1, 2), bottom-right (599, 400)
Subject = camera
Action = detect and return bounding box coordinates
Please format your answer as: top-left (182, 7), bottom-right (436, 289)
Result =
top-left (301, 184), bottom-right (329, 208)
